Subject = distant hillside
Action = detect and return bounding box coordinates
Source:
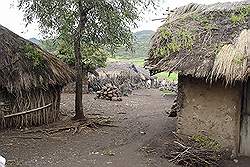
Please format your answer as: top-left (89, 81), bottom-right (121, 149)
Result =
top-left (29, 30), bottom-right (155, 58)
top-left (134, 30), bottom-right (155, 41)
top-left (115, 30), bottom-right (155, 58)
top-left (29, 38), bottom-right (41, 45)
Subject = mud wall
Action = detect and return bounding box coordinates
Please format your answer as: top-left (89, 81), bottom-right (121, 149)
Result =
top-left (177, 76), bottom-right (242, 151)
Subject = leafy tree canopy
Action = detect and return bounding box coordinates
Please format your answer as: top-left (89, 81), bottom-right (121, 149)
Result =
top-left (18, 0), bottom-right (158, 49)
top-left (57, 41), bottom-right (109, 69)
top-left (39, 38), bottom-right (108, 70)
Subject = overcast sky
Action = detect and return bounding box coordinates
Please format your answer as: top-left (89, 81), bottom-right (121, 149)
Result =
top-left (0, 0), bottom-right (244, 39)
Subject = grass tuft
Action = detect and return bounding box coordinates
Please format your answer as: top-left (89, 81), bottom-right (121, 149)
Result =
top-left (154, 72), bottom-right (178, 81)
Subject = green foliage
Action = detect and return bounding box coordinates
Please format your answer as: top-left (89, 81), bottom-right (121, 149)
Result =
top-left (37, 37), bottom-right (108, 69)
top-left (160, 27), bottom-right (172, 39)
top-left (233, 54), bottom-right (245, 65)
top-left (157, 28), bottom-right (193, 57)
top-left (81, 47), bottom-right (108, 69)
top-left (40, 39), bottom-right (58, 54)
top-left (230, 5), bottom-right (250, 24)
top-left (57, 41), bottom-right (109, 69)
top-left (192, 14), bottom-right (218, 30)
top-left (192, 14), bottom-right (209, 23)
top-left (191, 14), bottom-right (203, 22)
top-left (154, 72), bottom-right (178, 81)
top-left (203, 22), bottom-right (218, 30)
top-left (177, 30), bottom-right (193, 48)
top-left (192, 135), bottom-right (221, 151)
top-left (17, 0), bottom-right (158, 49)
top-left (18, 0), bottom-right (158, 70)
top-left (23, 44), bottom-right (44, 68)
top-left (230, 15), bottom-right (242, 24)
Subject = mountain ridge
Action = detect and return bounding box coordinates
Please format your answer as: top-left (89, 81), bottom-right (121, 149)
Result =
top-left (28, 30), bottom-right (155, 58)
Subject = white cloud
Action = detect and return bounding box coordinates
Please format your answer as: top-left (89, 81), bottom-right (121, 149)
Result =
top-left (0, 0), bottom-right (245, 39)
top-left (0, 0), bottom-right (40, 39)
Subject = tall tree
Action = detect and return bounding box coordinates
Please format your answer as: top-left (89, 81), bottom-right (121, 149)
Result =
top-left (17, 0), bottom-right (158, 119)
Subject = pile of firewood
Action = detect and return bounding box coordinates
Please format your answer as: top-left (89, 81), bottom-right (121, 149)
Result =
top-left (96, 84), bottom-right (122, 101)
top-left (165, 141), bottom-right (221, 167)
top-left (163, 133), bottom-right (223, 167)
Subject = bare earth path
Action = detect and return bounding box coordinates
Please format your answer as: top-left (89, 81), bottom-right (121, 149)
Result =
top-left (0, 89), bottom-right (178, 167)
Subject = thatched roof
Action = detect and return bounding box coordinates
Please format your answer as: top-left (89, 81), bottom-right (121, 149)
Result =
top-left (0, 25), bottom-right (74, 93)
top-left (145, 1), bottom-right (250, 84)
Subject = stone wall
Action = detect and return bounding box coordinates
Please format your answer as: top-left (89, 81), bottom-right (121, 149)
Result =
top-left (177, 76), bottom-right (242, 152)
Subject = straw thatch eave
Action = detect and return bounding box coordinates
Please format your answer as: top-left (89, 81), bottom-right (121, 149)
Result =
top-left (0, 25), bottom-right (74, 93)
top-left (145, 1), bottom-right (250, 85)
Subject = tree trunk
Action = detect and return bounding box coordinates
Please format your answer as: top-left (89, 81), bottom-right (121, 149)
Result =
top-left (82, 65), bottom-right (89, 94)
top-left (73, 0), bottom-right (88, 120)
top-left (74, 38), bottom-right (85, 119)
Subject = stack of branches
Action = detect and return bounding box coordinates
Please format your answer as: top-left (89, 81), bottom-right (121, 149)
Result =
top-left (163, 133), bottom-right (223, 167)
top-left (96, 84), bottom-right (122, 101)
top-left (89, 71), bottom-right (147, 96)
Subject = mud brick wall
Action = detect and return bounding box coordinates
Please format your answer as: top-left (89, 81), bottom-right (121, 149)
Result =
top-left (177, 76), bottom-right (242, 152)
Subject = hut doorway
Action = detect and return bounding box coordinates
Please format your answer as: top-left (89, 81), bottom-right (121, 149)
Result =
top-left (240, 79), bottom-right (250, 156)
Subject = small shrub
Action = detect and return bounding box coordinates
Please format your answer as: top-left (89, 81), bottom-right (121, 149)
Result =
top-left (23, 44), bottom-right (44, 68)
top-left (192, 135), bottom-right (221, 151)
top-left (230, 5), bottom-right (250, 24)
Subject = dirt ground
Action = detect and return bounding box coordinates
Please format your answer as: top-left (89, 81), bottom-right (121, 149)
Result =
top-left (1, 89), bottom-right (250, 167)
top-left (0, 89), bottom-right (179, 167)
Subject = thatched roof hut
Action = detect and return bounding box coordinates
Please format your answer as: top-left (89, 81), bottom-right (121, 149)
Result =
top-left (0, 25), bottom-right (74, 128)
top-left (146, 2), bottom-right (250, 156)
top-left (145, 1), bottom-right (249, 85)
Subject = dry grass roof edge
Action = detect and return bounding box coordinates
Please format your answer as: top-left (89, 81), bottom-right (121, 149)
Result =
top-left (0, 25), bottom-right (74, 93)
top-left (145, 1), bottom-right (250, 85)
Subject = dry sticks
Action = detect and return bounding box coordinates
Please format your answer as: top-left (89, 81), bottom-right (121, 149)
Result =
top-left (96, 84), bottom-right (122, 101)
top-left (165, 140), bottom-right (221, 167)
